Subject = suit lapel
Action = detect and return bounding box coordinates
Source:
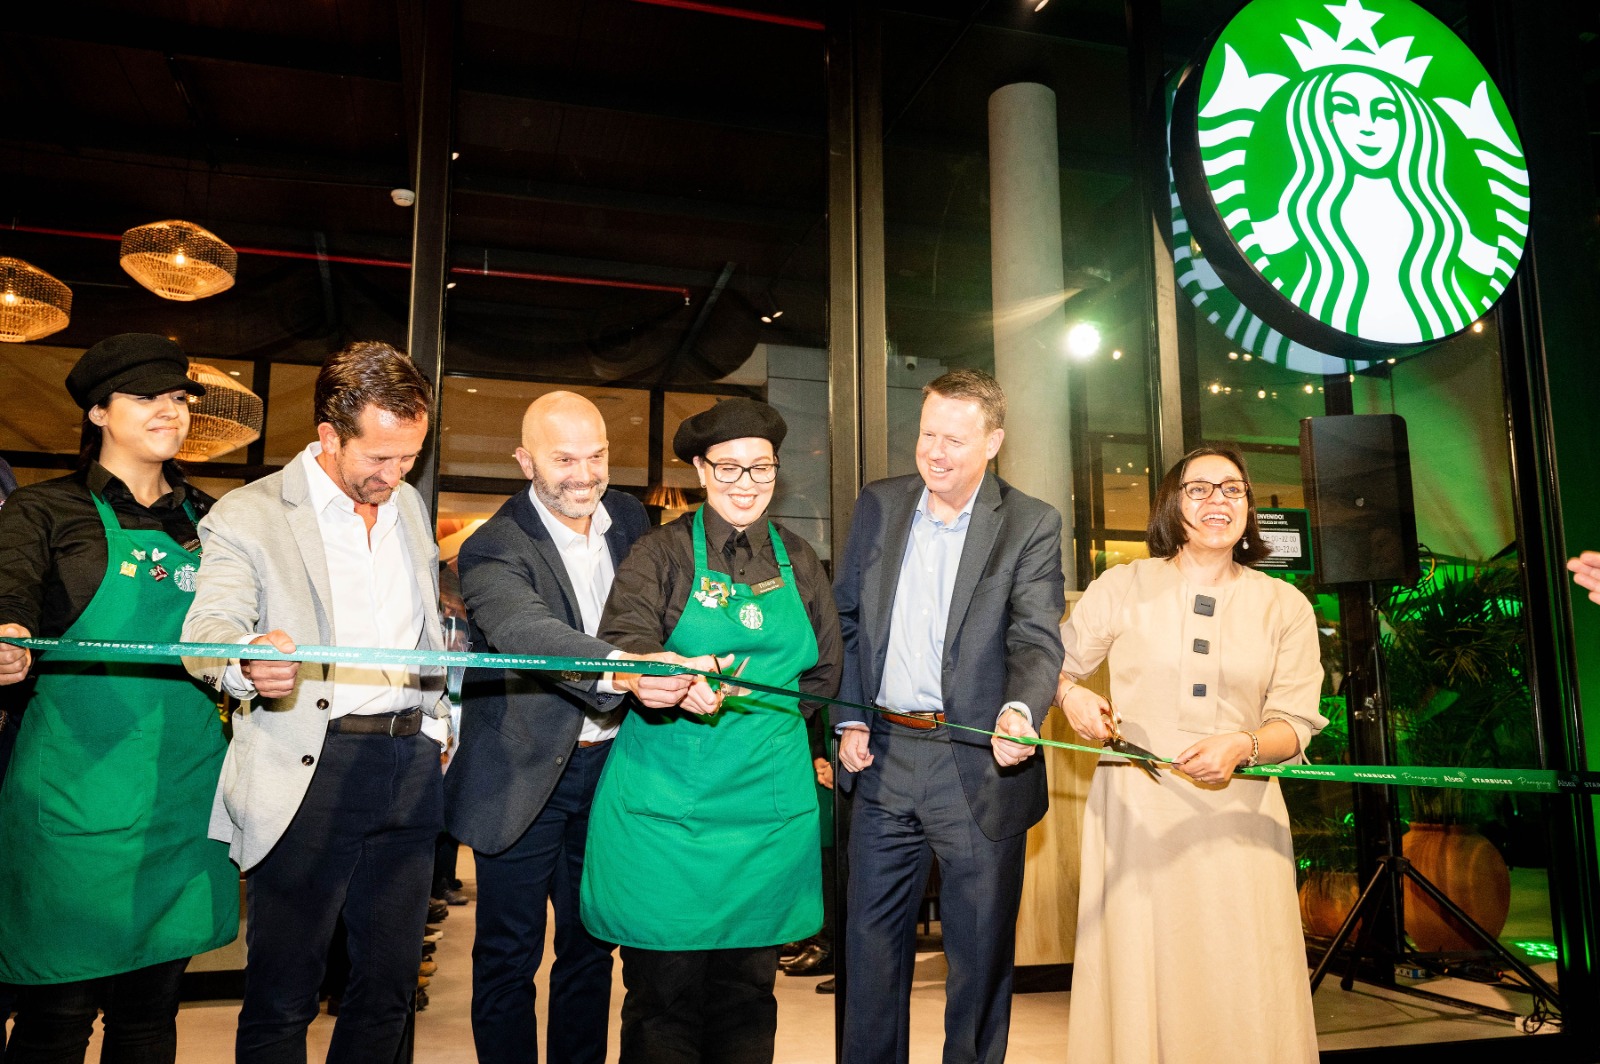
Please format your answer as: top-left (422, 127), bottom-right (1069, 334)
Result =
top-left (512, 491), bottom-right (583, 621)
top-left (396, 486), bottom-right (442, 647)
top-left (601, 493), bottom-right (632, 567)
top-left (281, 459), bottom-right (335, 637)
top-left (943, 473), bottom-right (1002, 640)
top-left (869, 478), bottom-right (922, 682)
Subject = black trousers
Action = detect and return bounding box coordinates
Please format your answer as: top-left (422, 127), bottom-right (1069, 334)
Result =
top-left (4, 957), bottom-right (188, 1064)
top-left (617, 946), bottom-right (778, 1064)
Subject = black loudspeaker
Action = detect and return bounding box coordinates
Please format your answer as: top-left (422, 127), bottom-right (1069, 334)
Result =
top-left (1298, 414), bottom-right (1420, 586)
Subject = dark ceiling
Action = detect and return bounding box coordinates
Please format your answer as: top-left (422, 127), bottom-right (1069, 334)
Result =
top-left (2, 0), bottom-right (1596, 385)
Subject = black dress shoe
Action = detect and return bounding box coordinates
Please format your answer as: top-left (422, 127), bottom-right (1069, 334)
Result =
top-left (781, 944), bottom-right (833, 977)
top-left (427, 899), bottom-right (449, 922)
top-left (815, 977), bottom-right (835, 995)
top-left (777, 940), bottom-right (808, 964)
top-left (443, 887), bottom-right (469, 906)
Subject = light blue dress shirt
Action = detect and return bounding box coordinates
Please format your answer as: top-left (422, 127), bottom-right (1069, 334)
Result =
top-left (876, 487), bottom-right (973, 714)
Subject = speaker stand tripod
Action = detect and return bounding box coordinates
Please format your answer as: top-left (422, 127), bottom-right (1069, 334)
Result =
top-left (1309, 851), bottom-right (1562, 1026)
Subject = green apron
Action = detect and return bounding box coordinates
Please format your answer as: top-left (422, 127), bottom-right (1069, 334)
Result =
top-left (0, 492), bottom-right (236, 984)
top-left (581, 509), bottom-right (822, 950)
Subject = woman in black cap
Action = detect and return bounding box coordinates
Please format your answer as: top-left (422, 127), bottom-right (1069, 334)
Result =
top-left (0, 334), bottom-right (237, 1064)
top-left (580, 397), bottom-right (842, 1064)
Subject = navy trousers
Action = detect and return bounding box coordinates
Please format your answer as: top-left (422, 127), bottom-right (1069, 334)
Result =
top-left (841, 727), bottom-right (1027, 1064)
top-left (236, 730), bottom-right (442, 1064)
top-left (471, 740), bottom-right (614, 1064)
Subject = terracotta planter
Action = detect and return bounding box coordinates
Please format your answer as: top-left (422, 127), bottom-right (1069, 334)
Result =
top-left (1299, 871), bottom-right (1360, 938)
top-left (1401, 822), bottom-right (1511, 952)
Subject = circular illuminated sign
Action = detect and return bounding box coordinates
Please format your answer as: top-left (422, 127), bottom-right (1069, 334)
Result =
top-left (1172, 0), bottom-right (1529, 357)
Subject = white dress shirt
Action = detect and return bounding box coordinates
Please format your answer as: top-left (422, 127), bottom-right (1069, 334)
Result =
top-left (528, 486), bottom-right (624, 742)
top-left (224, 443), bottom-right (425, 716)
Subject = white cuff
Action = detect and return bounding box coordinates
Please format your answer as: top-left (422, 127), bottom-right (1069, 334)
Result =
top-left (998, 702), bottom-right (1032, 726)
top-left (598, 649), bottom-right (625, 696)
top-left (835, 721), bottom-right (868, 733)
top-left (222, 635), bottom-right (259, 699)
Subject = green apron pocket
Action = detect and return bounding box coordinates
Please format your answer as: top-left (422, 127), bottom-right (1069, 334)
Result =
top-left (620, 728), bottom-right (702, 823)
top-left (771, 736), bottom-right (815, 822)
top-left (36, 730), bottom-right (154, 836)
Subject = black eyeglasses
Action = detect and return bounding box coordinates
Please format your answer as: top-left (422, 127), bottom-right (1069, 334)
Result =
top-left (708, 460), bottom-right (780, 485)
top-left (1180, 479), bottom-right (1250, 501)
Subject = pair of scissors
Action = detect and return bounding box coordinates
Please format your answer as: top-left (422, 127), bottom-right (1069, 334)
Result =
top-left (711, 655), bottom-right (752, 700)
top-left (1103, 704), bottom-right (1164, 783)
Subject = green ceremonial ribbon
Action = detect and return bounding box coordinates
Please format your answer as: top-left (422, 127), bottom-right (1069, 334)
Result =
top-left (6, 636), bottom-right (1600, 796)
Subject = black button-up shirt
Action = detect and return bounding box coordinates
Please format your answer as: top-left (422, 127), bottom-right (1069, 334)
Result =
top-left (599, 505), bottom-right (842, 718)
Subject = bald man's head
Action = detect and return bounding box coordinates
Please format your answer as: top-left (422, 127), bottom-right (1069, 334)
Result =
top-left (514, 391), bottom-right (610, 525)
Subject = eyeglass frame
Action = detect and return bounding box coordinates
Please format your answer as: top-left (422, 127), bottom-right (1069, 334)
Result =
top-left (1179, 479), bottom-right (1251, 502)
top-left (704, 459), bottom-right (781, 484)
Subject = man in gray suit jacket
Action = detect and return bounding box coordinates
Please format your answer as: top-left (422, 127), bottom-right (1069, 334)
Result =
top-left (184, 342), bottom-right (448, 1064)
top-left (833, 369), bottom-right (1065, 1064)
top-left (446, 392), bottom-right (703, 1064)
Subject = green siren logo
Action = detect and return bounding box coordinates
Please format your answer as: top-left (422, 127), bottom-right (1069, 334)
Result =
top-left (1166, 81), bottom-right (1370, 375)
top-left (1172, 0), bottom-right (1529, 355)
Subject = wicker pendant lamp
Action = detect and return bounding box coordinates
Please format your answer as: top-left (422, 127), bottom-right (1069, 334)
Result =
top-left (0, 257), bottom-right (73, 342)
top-left (177, 363), bottom-right (264, 460)
top-left (120, 220), bottom-right (237, 301)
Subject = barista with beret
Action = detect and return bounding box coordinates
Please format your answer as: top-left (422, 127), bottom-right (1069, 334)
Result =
top-left (0, 334), bottom-right (236, 1064)
top-left (581, 398), bottom-right (842, 1064)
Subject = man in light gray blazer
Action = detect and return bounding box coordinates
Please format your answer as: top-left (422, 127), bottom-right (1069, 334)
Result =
top-left (184, 341), bottom-right (447, 1064)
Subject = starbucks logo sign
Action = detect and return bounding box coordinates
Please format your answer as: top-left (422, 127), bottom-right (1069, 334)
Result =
top-left (1171, 0), bottom-right (1529, 356)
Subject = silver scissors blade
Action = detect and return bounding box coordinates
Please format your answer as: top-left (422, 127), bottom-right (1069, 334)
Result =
top-left (719, 655), bottom-right (752, 698)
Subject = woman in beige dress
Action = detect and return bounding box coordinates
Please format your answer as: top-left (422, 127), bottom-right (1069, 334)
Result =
top-left (1058, 446), bottom-right (1326, 1063)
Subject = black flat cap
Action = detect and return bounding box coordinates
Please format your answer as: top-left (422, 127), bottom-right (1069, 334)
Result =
top-left (66, 333), bottom-right (205, 410)
top-left (672, 398), bottom-right (787, 463)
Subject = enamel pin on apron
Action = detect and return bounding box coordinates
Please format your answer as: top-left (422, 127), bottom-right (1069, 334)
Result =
top-left (694, 577), bottom-right (731, 609)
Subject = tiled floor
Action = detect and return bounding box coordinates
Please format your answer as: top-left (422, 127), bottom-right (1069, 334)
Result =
top-left (8, 857), bottom-right (1560, 1061)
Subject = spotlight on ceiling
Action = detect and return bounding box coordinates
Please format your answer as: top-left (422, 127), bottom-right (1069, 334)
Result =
top-left (1065, 322), bottom-right (1101, 359)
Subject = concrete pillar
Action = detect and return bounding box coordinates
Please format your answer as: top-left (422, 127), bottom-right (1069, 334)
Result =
top-left (989, 82), bottom-right (1075, 587)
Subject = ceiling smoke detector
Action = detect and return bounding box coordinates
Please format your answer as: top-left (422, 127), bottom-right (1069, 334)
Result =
top-left (391, 188), bottom-right (417, 207)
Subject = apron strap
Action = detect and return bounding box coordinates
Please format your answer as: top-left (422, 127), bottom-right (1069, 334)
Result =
top-left (88, 491), bottom-right (124, 539)
top-left (691, 506), bottom-right (710, 572)
top-left (765, 520), bottom-right (794, 577)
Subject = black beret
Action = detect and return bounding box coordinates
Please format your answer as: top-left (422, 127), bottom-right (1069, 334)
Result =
top-left (65, 333), bottom-right (206, 410)
top-left (672, 398), bottom-right (787, 463)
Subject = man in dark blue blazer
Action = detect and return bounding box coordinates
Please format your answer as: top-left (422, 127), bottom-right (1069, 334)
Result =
top-left (446, 392), bottom-right (702, 1064)
top-left (833, 370), bottom-right (1066, 1064)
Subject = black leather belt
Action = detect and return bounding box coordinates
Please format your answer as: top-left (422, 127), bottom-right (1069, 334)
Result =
top-left (327, 708), bottom-right (423, 737)
top-left (878, 707), bottom-right (946, 730)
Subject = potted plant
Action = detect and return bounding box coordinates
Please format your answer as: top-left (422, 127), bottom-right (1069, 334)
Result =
top-left (1381, 563), bottom-right (1532, 951)
top-left (1294, 809), bottom-right (1360, 938)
